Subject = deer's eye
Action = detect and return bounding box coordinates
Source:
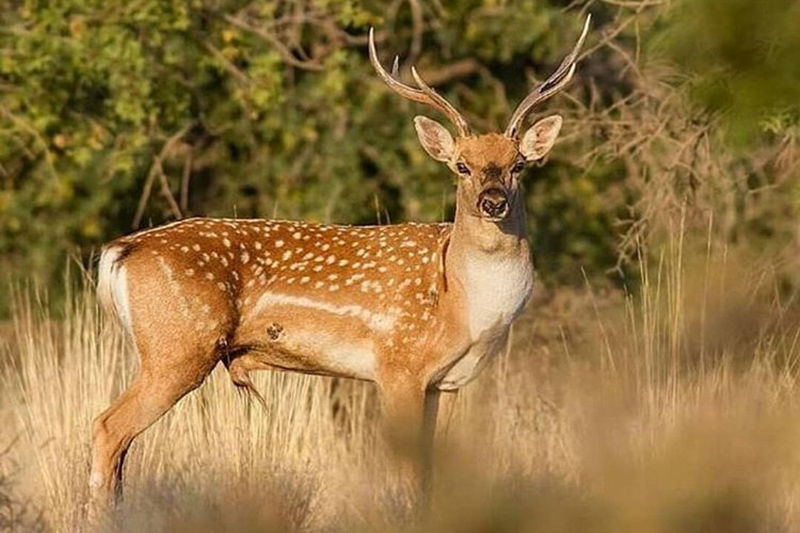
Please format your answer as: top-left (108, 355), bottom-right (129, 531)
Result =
top-left (455, 162), bottom-right (471, 175)
top-left (512, 161), bottom-right (526, 174)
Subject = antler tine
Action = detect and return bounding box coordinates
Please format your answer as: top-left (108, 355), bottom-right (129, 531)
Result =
top-left (410, 66), bottom-right (471, 137)
top-left (368, 28), bottom-right (471, 137)
top-left (504, 14), bottom-right (591, 138)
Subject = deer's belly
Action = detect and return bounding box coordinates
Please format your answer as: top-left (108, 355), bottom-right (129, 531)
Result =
top-left (244, 327), bottom-right (377, 380)
top-left (238, 297), bottom-right (381, 380)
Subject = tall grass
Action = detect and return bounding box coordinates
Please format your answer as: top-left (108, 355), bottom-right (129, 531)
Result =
top-left (3, 227), bottom-right (800, 532)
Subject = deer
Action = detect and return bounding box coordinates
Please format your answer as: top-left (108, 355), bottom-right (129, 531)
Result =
top-left (89, 15), bottom-right (591, 512)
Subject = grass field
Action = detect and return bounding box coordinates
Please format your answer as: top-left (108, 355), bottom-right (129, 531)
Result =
top-left (3, 226), bottom-right (800, 532)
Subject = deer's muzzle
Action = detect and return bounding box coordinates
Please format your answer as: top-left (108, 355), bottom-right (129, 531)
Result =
top-left (478, 188), bottom-right (509, 220)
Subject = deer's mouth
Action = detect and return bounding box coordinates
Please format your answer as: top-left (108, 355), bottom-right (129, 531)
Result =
top-left (478, 188), bottom-right (510, 220)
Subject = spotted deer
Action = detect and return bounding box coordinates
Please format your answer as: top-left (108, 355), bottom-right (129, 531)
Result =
top-left (90, 15), bottom-right (591, 509)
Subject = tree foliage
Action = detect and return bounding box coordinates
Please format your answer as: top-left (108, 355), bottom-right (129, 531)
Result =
top-left (1, 0), bottom-right (797, 312)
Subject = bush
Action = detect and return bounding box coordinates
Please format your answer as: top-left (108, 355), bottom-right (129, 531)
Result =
top-left (1, 0), bottom-right (797, 313)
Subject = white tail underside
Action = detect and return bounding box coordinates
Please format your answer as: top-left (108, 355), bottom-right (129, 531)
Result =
top-left (97, 246), bottom-right (133, 334)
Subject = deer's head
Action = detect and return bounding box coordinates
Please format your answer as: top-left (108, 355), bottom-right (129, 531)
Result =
top-left (369, 16), bottom-right (590, 222)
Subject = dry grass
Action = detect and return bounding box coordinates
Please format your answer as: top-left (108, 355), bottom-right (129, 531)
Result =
top-left (3, 226), bottom-right (800, 533)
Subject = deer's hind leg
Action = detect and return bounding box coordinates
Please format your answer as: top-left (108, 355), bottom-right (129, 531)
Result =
top-left (89, 340), bottom-right (218, 511)
top-left (89, 256), bottom-right (233, 514)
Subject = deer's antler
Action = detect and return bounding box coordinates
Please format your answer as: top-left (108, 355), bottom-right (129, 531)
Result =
top-left (504, 14), bottom-right (591, 138)
top-left (369, 28), bottom-right (471, 137)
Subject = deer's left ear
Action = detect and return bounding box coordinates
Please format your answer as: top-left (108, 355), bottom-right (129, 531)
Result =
top-left (519, 115), bottom-right (563, 161)
top-left (414, 116), bottom-right (455, 162)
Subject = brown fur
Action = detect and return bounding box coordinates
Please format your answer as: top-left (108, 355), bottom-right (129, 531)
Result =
top-left (89, 28), bottom-right (580, 514)
top-left (89, 198), bottom-right (532, 508)
top-left (455, 133), bottom-right (519, 172)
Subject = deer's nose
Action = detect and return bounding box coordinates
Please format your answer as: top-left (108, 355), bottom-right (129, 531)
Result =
top-left (478, 188), bottom-right (509, 219)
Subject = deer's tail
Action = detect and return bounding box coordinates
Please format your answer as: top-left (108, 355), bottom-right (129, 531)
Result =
top-left (97, 244), bottom-right (134, 334)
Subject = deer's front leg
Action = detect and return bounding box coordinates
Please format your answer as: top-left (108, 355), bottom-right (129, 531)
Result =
top-left (431, 389), bottom-right (459, 448)
top-left (379, 377), bottom-right (439, 507)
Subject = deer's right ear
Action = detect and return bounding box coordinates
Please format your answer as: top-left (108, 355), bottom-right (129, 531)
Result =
top-left (519, 115), bottom-right (562, 162)
top-left (414, 116), bottom-right (455, 162)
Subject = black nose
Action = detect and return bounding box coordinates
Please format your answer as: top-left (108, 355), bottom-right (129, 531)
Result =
top-left (478, 188), bottom-right (509, 219)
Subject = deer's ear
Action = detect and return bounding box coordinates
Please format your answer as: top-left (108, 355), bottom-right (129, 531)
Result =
top-left (520, 115), bottom-right (562, 161)
top-left (414, 116), bottom-right (455, 162)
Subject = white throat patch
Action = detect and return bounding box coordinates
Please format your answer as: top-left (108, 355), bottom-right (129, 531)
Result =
top-left (462, 251), bottom-right (533, 340)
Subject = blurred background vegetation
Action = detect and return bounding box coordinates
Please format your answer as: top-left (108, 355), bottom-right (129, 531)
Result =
top-left (0, 0), bottom-right (798, 314)
top-left (2, 2), bottom-right (800, 531)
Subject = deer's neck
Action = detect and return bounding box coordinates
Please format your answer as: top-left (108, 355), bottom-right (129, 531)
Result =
top-left (450, 189), bottom-right (528, 254)
top-left (446, 190), bottom-right (534, 340)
